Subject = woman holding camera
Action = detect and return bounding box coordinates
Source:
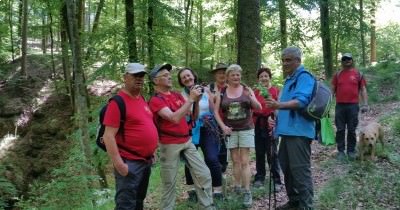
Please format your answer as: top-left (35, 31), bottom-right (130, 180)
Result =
top-left (177, 68), bottom-right (224, 201)
top-left (213, 64), bottom-right (261, 208)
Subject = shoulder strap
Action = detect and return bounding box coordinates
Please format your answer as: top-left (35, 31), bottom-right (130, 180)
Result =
top-left (289, 71), bottom-right (315, 91)
top-left (210, 82), bottom-right (215, 93)
top-left (109, 95), bottom-right (126, 141)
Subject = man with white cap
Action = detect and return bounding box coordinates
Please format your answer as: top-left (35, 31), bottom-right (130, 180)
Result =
top-left (103, 63), bottom-right (159, 209)
top-left (148, 64), bottom-right (215, 210)
top-left (332, 53), bottom-right (368, 161)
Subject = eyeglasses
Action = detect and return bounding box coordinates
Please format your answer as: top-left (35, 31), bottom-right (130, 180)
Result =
top-left (341, 57), bottom-right (352, 62)
top-left (155, 73), bottom-right (170, 78)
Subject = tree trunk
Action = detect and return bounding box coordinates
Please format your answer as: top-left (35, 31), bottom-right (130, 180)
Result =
top-left (61, 3), bottom-right (74, 110)
top-left (65, 1), bottom-right (93, 205)
top-left (320, 0), bottom-right (333, 79)
top-left (85, 0), bottom-right (105, 60)
top-left (370, 0), bottom-right (376, 64)
top-left (278, 0), bottom-right (287, 50)
top-left (125, 0), bottom-right (138, 62)
top-left (20, 0), bottom-right (28, 76)
top-left (9, 0), bottom-right (15, 61)
top-left (359, 0), bottom-right (366, 67)
top-left (237, 0), bottom-right (261, 84)
top-left (42, 14), bottom-right (47, 54)
top-left (47, 1), bottom-right (56, 78)
top-left (334, 0), bottom-right (342, 71)
top-left (198, 2), bottom-right (203, 70)
top-left (18, 0), bottom-right (22, 56)
top-left (184, 0), bottom-right (193, 67)
top-left (147, 0), bottom-right (154, 68)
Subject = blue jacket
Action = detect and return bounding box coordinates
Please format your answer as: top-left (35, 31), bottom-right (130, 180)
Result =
top-left (275, 65), bottom-right (316, 140)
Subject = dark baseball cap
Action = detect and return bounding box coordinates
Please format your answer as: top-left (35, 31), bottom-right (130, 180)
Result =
top-left (149, 64), bottom-right (172, 80)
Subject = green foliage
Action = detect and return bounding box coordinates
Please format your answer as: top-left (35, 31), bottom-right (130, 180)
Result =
top-left (16, 139), bottom-right (96, 209)
top-left (376, 23), bottom-right (400, 61)
top-left (393, 117), bottom-right (400, 136)
top-left (0, 167), bottom-right (18, 209)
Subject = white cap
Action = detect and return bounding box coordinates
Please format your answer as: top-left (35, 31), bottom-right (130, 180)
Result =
top-left (125, 63), bottom-right (146, 74)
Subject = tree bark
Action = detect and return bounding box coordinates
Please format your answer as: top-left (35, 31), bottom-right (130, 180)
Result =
top-left (47, 1), bottom-right (56, 78)
top-left (147, 0), bottom-right (154, 68)
top-left (20, 0), bottom-right (27, 76)
top-left (85, 0), bottom-right (105, 60)
top-left (184, 0), bottom-right (193, 67)
top-left (65, 1), bottom-right (93, 204)
top-left (42, 14), bottom-right (47, 54)
top-left (125, 0), bottom-right (138, 62)
top-left (61, 3), bottom-right (74, 110)
top-left (359, 0), bottom-right (366, 67)
top-left (237, 0), bottom-right (261, 84)
top-left (9, 0), bottom-right (15, 61)
top-left (278, 0), bottom-right (287, 50)
top-left (320, 0), bottom-right (333, 79)
top-left (198, 2), bottom-right (203, 70)
top-left (370, 0), bottom-right (376, 64)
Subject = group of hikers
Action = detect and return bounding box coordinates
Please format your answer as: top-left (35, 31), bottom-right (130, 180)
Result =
top-left (101, 46), bottom-right (368, 210)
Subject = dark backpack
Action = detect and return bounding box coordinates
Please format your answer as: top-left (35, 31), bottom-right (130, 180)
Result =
top-left (96, 95), bottom-right (126, 151)
top-left (289, 71), bottom-right (333, 120)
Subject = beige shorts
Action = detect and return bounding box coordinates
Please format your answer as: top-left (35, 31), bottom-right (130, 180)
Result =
top-left (226, 129), bottom-right (255, 149)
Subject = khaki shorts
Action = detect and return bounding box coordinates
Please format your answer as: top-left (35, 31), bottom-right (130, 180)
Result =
top-left (226, 129), bottom-right (255, 149)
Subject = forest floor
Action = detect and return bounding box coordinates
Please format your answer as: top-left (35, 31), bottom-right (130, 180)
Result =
top-left (1, 56), bottom-right (399, 209)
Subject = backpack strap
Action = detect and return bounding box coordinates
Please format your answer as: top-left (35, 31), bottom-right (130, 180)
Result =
top-left (109, 95), bottom-right (126, 142)
top-left (288, 71), bottom-right (315, 91)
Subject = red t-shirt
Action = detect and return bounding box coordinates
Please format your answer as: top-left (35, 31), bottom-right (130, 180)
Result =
top-left (103, 91), bottom-right (158, 161)
top-left (332, 68), bottom-right (366, 103)
top-left (148, 91), bottom-right (190, 144)
top-left (253, 86), bottom-right (280, 123)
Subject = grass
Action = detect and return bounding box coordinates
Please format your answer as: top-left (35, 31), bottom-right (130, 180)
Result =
top-left (315, 109), bottom-right (400, 210)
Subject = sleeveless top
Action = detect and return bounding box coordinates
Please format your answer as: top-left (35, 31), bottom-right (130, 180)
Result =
top-left (220, 89), bottom-right (254, 131)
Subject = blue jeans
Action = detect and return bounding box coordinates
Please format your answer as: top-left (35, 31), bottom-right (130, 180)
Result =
top-left (335, 103), bottom-right (359, 153)
top-left (114, 159), bottom-right (152, 210)
top-left (185, 126), bottom-right (223, 187)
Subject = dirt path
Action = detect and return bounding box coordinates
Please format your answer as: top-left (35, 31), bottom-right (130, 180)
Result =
top-left (249, 101), bottom-right (400, 209)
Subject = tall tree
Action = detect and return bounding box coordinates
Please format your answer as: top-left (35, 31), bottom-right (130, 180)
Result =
top-left (20, 0), bottom-right (28, 76)
top-left (370, 0), bottom-right (376, 64)
top-left (184, 0), bottom-right (194, 67)
top-left (60, 4), bottom-right (73, 109)
top-left (359, 0), bottom-right (366, 67)
top-left (65, 1), bottom-right (93, 203)
top-left (320, 0), bottom-right (333, 78)
top-left (85, 0), bottom-right (105, 59)
top-left (47, 1), bottom-right (56, 78)
top-left (147, 0), bottom-right (154, 67)
top-left (125, 0), bottom-right (138, 62)
top-left (237, 0), bottom-right (261, 83)
top-left (278, 0), bottom-right (287, 50)
top-left (9, 0), bottom-right (15, 61)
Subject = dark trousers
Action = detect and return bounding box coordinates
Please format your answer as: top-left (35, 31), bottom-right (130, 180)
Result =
top-left (114, 159), bottom-right (152, 210)
top-left (335, 103), bottom-right (359, 153)
top-left (254, 117), bottom-right (281, 184)
top-left (279, 136), bottom-right (314, 209)
top-left (185, 127), bottom-right (223, 187)
top-left (218, 136), bottom-right (228, 173)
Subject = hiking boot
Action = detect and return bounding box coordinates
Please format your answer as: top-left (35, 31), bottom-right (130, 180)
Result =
top-left (187, 190), bottom-right (197, 202)
top-left (347, 151), bottom-right (357, 161)
top-left (253, 180), bottom-right (264, 188)
top-left (276, 201), bottom-right (300, 210)
top-left (213, 192), bottom-right (224, 201)
top-left (233, 186), bottom-right (242, 194)
top-left (336, 151), bottom-right (346, 161)
top-left (243, 191), bottom-right (252, 208)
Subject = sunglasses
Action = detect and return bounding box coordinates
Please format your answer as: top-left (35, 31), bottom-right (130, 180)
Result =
top-left (341, 57), bottom-right (352, 62)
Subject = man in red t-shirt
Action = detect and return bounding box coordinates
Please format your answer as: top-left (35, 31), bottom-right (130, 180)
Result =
top-left (332, 53), bottom-right (368, 161)
top-left (103, 63), bottom-right (158, 210)
top-left (148, 64), bottom-right (215, 210)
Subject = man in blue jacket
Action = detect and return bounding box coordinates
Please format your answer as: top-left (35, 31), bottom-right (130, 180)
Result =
top-left (266, 46), bottom-right (315, 210)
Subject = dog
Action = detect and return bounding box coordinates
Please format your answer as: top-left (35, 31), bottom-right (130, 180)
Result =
top-left (358, 121), bottom-right (384, 161)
